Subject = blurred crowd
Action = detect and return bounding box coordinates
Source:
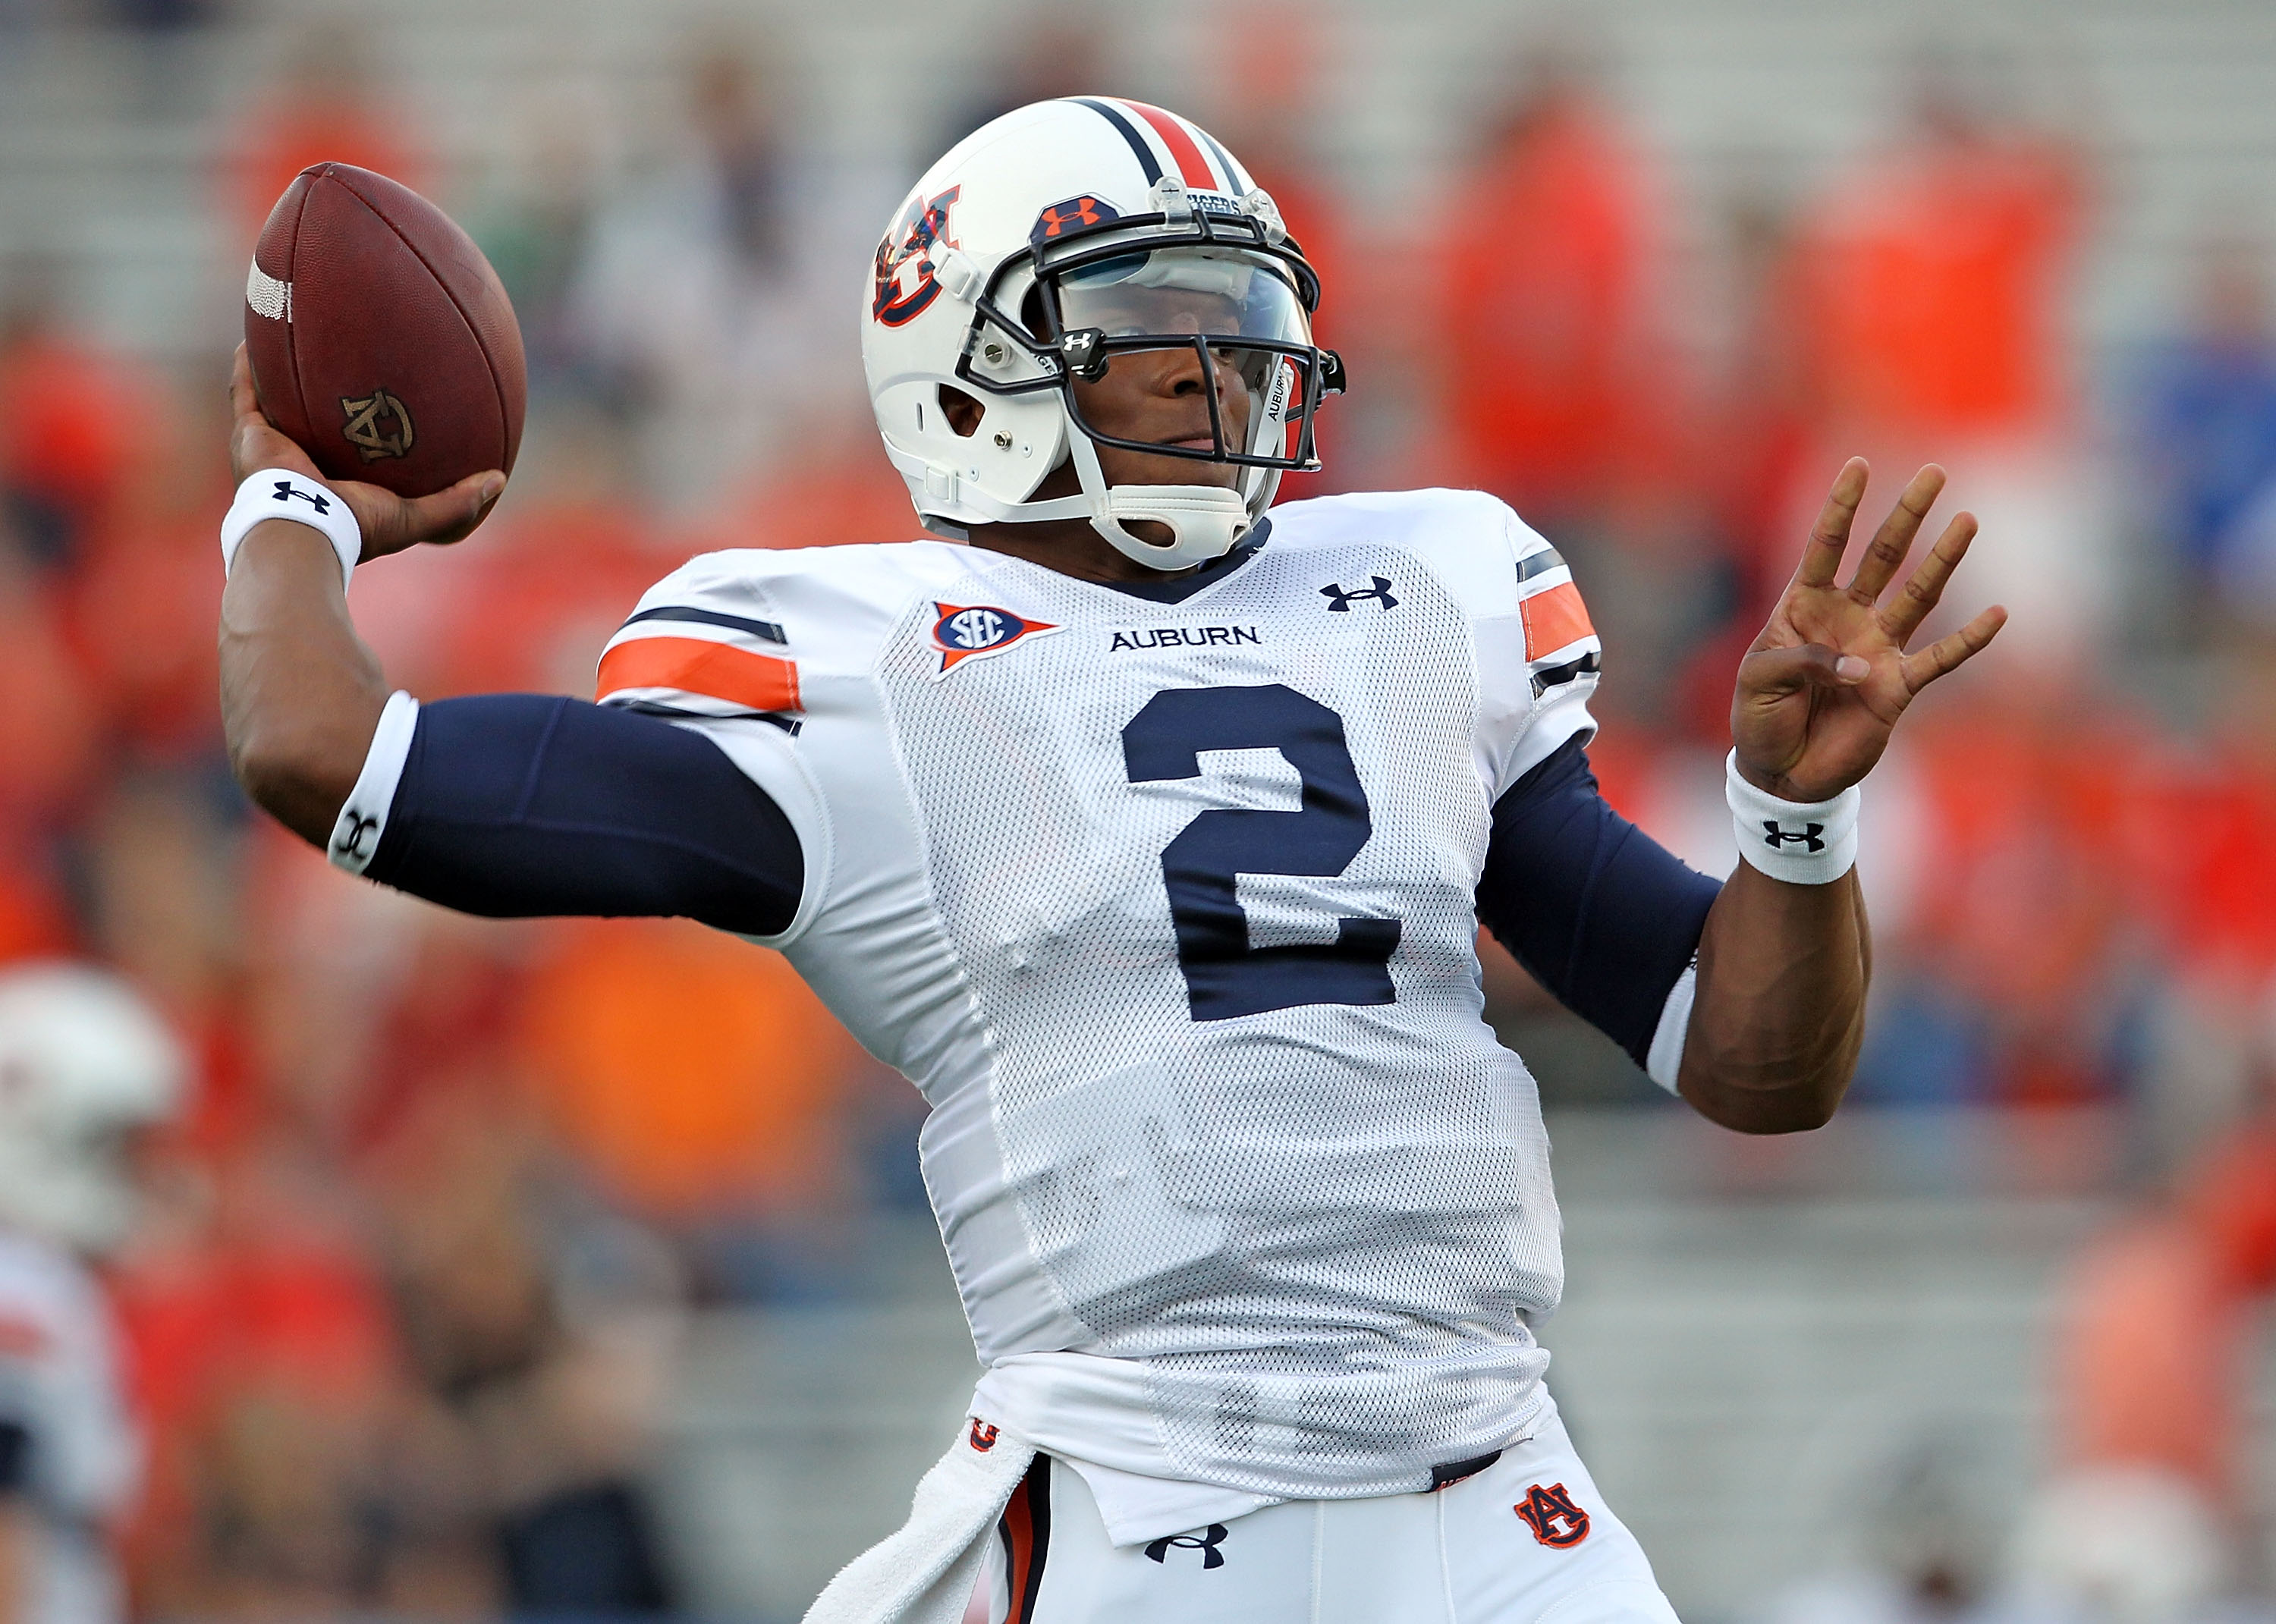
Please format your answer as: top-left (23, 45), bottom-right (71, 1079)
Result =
top-left (5, 2), bottom-right (2276, 1619)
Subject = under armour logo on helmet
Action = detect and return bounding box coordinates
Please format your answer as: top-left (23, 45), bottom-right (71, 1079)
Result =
top-left (1320, 577), bottom-right (1397, 613)
top-left (1762, 821), bottom-right (1826, 853)
top-left (272, 480), bottom-right (331, 515)
top-left (1144, 1525), bottom-right (1228, 1569)
top-left (1031, 194), bottom-right (1120, 246)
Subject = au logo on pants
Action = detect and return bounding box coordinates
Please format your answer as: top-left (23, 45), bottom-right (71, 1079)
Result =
top-left (1514, 1482), bottom-right (1591, 1548)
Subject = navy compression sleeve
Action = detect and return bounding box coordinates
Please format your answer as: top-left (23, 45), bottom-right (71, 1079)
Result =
top-left (1476, 734), bottom-right (1722, 1067)
top-left (0, 1419), bottom-right (28, 1495)
top-left (363, 695), bottom-right (803, 936)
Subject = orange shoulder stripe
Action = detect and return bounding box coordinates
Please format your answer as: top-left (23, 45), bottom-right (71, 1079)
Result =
top-left (1520, 580), bottom-right (1595, 661)
top-left (596, 636), bottom-right (800, 713)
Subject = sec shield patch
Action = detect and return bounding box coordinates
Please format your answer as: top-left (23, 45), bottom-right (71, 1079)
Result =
top-left (930, 602), bottom-right (1061, 678)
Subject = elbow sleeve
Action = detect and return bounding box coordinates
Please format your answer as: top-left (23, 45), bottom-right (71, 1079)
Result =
top-left (364, 694), bottom-right (803, 937)
top-left (1476, 736), bottom-right (1721, 1066)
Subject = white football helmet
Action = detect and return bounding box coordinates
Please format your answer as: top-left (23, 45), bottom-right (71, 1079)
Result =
top-left (860, 97), bottom-right (1344, 571)
top-left (0, 965), bottom-right (184, 1256)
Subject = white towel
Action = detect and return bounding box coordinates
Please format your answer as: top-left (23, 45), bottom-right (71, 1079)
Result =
top-left (802, 1418), bottom-right (1037, 1624)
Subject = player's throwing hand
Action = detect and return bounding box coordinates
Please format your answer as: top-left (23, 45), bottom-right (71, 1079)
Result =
top-left (228, 343), bottom-right (503, 563)
top-left (1732, 458), bottom-right (2007, 803)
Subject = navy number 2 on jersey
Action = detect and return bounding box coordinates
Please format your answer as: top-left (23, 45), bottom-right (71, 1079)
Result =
top-left (1122, 684), bottom-right (1400, 1021)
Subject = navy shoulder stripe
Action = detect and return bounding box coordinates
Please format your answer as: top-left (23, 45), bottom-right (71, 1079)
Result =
top-left (1514, 547), bottom-right (1567, 584)
top-left (605, 698), bottom-right (802, 735)
top-left (1530, 649), bottom-right (1601, 698)
top-left (1069, 98), bottom-right (1163, 186)
top-left (621, 605), bottom-right (787, 644)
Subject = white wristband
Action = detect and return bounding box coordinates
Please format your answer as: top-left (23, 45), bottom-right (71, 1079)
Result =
top-left (221, 469), bottom-right (362, 592)
top-left (1726, 750), bottom-right (1859, 884)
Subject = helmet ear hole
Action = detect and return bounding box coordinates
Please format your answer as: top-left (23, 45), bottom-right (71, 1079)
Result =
top-left (938, 385), bottom-right (986, 438)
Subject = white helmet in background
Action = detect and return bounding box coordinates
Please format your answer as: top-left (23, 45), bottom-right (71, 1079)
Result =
top-left (0, 965), bottom-right (184, 1256)
top-left (860, 97), bottom-right (1344, 571)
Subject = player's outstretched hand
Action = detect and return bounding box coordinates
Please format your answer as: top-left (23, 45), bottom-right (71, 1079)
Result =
top-left (1732, 458), bottom-right (2006, 802)
top-left (229, 343), bottom-right (503, 562)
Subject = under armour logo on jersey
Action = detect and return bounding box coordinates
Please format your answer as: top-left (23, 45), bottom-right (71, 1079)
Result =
top-left (967, 1418), bottom-right (998, 1453)
top-left (929, 602), bottom-right (1062, 679)
top-left (1761, 821), bottom-right (1827, 853)
top-left (1320, 577), bottom-right (1397, 613)
top-left (1514, 1482), bottom-right (1591, 1548)
top-left (272, 480), bottom-right (331, 514)
top-left (1144, 1525), bottom-right (1228, 1569)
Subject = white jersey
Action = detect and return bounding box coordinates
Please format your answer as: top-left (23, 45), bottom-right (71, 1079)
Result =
top-left (593, 488), bottom-right (1605, 1519)
top-left (0, 1233), bottom-right (137, 1624)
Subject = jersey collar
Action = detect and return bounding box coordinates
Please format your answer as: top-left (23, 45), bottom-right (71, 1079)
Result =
top-left (1091, 517), bottom-right (1272, 605)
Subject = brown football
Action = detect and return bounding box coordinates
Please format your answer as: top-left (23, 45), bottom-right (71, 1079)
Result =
top-left (244, 162), bottom-right (525, 498)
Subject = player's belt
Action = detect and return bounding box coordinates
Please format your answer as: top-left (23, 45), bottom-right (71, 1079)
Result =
top-left (1427, 1450), bottom-right (1503, 1490)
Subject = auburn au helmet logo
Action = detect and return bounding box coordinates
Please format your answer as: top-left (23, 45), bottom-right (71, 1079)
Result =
top-left (872, 186), bottom-right (961, 327)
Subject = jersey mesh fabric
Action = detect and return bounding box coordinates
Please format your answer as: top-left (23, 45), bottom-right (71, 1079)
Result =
top-left (876, 537), bottom-right (1559, 1497)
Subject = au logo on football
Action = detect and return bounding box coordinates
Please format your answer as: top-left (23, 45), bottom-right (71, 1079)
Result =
top-left (340, 387), bottom-right (415, 461)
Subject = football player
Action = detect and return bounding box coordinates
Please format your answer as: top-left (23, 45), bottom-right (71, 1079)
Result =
top-left (216, 100), bottom-right (2002, 1623)
top-left (0, 966), bottom-right (184, 1624)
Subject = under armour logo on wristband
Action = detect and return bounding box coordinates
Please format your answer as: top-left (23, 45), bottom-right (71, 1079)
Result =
top-left (1144, 1525), bottom-right (1228, 1569)
top-left (1762, 821), bottom-right (1827, 853)
top-left (272, 481), bottom-right (332, 515)
top-left (227, 467), bottom-right (362, 595)
top-left (1727, 752), bottom-right (1856, 884)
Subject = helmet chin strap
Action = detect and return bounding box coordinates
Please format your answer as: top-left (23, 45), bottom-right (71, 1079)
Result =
top-left (1067, 432), bottom-right (1252, 571)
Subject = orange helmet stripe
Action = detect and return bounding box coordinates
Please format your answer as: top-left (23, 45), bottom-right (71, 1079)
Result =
top-left (1116, 99), bottom-right (1221, 192)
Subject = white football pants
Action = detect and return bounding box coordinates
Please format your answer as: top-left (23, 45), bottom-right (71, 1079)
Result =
top-left (982, 1406), bottom-right (1680, 1623)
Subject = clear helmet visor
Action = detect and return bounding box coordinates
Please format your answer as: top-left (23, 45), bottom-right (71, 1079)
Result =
top-left (1048, 247), bottom-right (1322, 464)
top-left (1055, 245), bottom-right (1312, 347)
